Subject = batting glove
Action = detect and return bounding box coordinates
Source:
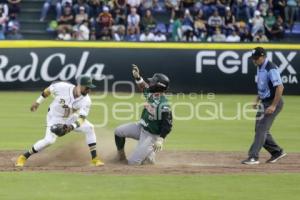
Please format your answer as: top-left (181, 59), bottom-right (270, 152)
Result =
top-left (153, 137), bottom-right (164, 152)
top-left (132, 64), bottom-right (141, 79)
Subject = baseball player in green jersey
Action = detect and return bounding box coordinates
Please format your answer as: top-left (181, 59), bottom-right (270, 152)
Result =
top-left (114, 64), bottom-right (173, 165)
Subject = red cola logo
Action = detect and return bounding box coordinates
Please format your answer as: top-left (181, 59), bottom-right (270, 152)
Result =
top-left (0, 51), bottom-right (106, 82)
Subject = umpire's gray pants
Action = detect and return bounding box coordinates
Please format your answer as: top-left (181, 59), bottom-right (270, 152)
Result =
top-left (115, 122), bottom-right (159, 165)
top-left (248, 99), bottom-right (284, 159)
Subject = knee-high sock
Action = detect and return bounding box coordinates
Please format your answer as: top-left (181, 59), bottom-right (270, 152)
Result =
top-left (115, 135), bottom-right (125, 151)
top-left (88, 143), bottom-right (97, 159)
top-left (23, 147), bottom-right (38, 159)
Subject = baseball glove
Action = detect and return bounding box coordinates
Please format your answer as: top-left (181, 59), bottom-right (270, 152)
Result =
top-left (50, 124), bottom-right (73, 137)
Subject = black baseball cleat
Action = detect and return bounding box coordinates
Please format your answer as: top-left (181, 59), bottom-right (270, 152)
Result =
top-left (241, 157), bottom-right (260, 165)
top-left (266, 151), bottom-right (287, 163)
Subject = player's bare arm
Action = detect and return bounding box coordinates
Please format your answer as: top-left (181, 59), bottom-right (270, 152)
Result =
top-left (70, 115), bottom-right (86, 131)
top-left (30, 87), bottom-right (51, 112)
top-left (132, 64), bottom-right (149, 91)
top-left (266, 85), bottom-right (284, 114)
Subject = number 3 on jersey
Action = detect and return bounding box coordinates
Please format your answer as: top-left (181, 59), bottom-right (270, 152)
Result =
top-left (59, 99), bottom-right (71, 118)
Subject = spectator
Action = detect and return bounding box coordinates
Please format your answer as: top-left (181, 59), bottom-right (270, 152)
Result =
top-left (73, 0), bottom-right (90, 15)
top-left (270, 16), bottom-right (285, 40)
top-left (165, 0), bottom-right (180, 13)
top-left (99, 27), bottom-right (113, 40)
top-left (211, 28), bottom-right (226, 41)
top-left (171, 12), bottom-right (182, 41)
top-left (114, 0), bottom-right (127, 10)
top-left (253, 29), bottom-right (269, 41)
top-left (232, 0), bottom-right (248, 21)
top-left (88, 0), bottom-right (102, 18)
top-left (62, 0), bottom-right (72, 7)
top-left (240, 26), bottom-right (252, 41)
top-left (57, 28), bottom-right (72, 40)
top-left (0, 1), bottom-right (8, 18)
top-left (270, 0), bottom-right (286, 21)
top-left (194, 9), bottom-right (207, 36)
top-left (113, 25), bottom-right (126, 40)
top-left (125, 26), bottom-right (139, 41)
top-left (201, 0), bottom-right (216, 19)
top-left (141, 9), bottom-right (156, 31)
top-left (216, 0), bottom-right (227, 16)
top-left (181, 0), bottom-right (195, 9)
top-left (47, 20), bottom-right (58, 32)
top-left (182, 9), bottom-right (194, 35)
top-left (223, 7), bottom-right (236, 32)
top-left (182, 30), bottom-right (198, 41)
top-left (127, 7), bottom-right (140, 34)
top-left (57, 6), bottom-right (74, 34)
top-left (198, 30), bottom-right (208, 41)
top-left (112, 8), bottom-right (126, 33)
top-left (285, 0), bottom-right (299, 29)
top-left (75, 6), bottom-right (89, 24)
top-left (153, 0), bottom-right (166, 12)
top-left (40, 0), bottom-right (62, 21)
top-left (90, 27), bottom-right (97, 40)
top-left (7, 0), bottom-right (20, 15)
top-left (139, 28), bottom-right (155, 40)
top-left (0, 5), bottom-right (7, 39)
top-left (245, 0), bottom-right (258, 19)
top-left (226, 29), bottom-right (241, 41)
top-left (6, 18), bottom-right (22, 39)
top-left (95, 6), bottom-right (113, 36)
top-left (141, 0), bottom-right (154, 11)
top-left (264, 9), bottom-right (276, 38)
top-left (154, 30), bottom-right (166, 41)
top-left (165, 0), bottom-right (180, 20)
top-left (35, 0), bottom-right (295, 42)
top-left (74, 20), bottom-right (90, 40)
top-left (112, 8), bottom-right (126, 32)
top-left (127, 0), bottom-right (142, 8)
top-left (208, 10), bottom-right (223, 33)
top-left (258, 0), bottom-right (269, 17)
top-left (251, 10), bottom-right (264, 36)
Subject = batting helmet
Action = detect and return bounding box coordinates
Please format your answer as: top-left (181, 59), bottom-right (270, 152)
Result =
top-left (147, 73), bottom-right (170, 93)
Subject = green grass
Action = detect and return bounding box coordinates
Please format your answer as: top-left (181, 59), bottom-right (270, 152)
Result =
top-left (1, 92), bottom-right (299, 152)
top-left (0, 172), bottom-right (300, 200)
top-left (1, 92), bottom-right (300, 199)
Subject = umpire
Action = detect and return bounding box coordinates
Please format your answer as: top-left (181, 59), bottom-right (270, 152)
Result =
top-left (242, 47), bottom-right (286, 165)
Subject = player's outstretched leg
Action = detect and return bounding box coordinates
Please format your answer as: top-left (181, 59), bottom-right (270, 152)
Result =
top-left (114, 123), bottom-right (141, 163)
top-left (15, 128), bottom-right (57, 167)
top-left (115, 135), bottom-right (127, 162)
top-left (75, 120), bottom-right (104, 166)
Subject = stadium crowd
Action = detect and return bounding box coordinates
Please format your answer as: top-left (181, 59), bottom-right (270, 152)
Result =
top-left (0, 0), bottom-right (22, 39)
top-left (0, 0), bottom-right (299, 41)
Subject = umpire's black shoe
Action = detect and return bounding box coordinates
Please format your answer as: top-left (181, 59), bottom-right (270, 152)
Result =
top-left (266, 151), bottom-right (287, 163)
top-left (241, 157), bottom-right (260, 165)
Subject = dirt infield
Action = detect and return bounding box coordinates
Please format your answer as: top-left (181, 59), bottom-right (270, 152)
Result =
top-left (1, 149), bottom-right (300, 175)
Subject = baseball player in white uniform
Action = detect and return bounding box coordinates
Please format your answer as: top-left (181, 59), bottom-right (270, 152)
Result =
top-left (15, 75), bottom-right (104, 167)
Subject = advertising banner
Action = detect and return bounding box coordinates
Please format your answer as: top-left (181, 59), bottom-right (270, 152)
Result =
top-left (0, 42), bottom-right (299, 94)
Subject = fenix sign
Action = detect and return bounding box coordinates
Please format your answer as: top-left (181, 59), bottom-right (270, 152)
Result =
top-left (196, 50), bottom-right (298, 84)
top-left (0, 51), bottom-right (106, 82)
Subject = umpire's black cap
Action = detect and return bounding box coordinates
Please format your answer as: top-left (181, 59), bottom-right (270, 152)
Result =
top-left (251, 47), bottom-right (266, 60)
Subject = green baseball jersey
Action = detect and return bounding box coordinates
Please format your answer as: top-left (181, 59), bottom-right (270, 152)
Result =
top-left (139, 88), bottom-right (172, 136)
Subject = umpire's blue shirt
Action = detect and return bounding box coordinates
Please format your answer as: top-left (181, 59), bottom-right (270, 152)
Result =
top-left (257, 59), bottom-right (283, 101)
